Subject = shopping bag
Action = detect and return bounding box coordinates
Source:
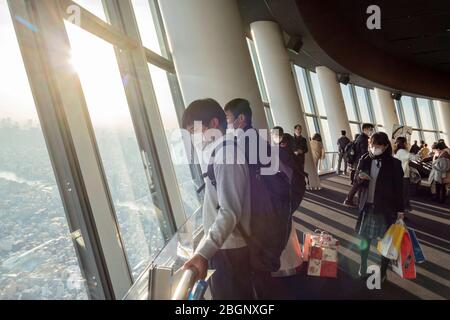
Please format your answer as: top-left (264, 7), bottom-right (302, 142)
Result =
top-left (306, 231), bottom-right (339, 278)
top-left (391, 231), bottom-right (416, 279)
top-left (377, 220), bottom-right (406, 260)
top-left (302, 229), bottom-right (333, 261)
top-left (408, 229), bottom-right (426, 264)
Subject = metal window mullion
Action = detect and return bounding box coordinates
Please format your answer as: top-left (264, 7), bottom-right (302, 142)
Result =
top-left (9, 0), bottom-right (134, 299)
top-left (412, 98), bottom-right (425, 141)
top-left (105, 0), bottom-right (186, 230)
top-left (429, 100), bottom-right (441, 141)
top-left (304, 70), bottom-right (320, 117)
top-left (365, 88), bottom-right (376, 125)
top-left (349, 85), bottom-right (362, 124)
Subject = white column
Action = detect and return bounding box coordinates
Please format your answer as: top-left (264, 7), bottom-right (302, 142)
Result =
top-left (374, 88), bottom-right (399, 139)
top-left (158, 0), bottom-right (268, 130)
top-left (251, 21), bottom-right (321, 189)
top-left (435, 100), bottom-right (450, 144)
top-left (316, 66), bottom-right (352, 149)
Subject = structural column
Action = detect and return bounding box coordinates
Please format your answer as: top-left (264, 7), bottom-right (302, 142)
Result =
top-left (251, 21), bottom-right (321, 189)
top-left (374, 88), bottom-right (399, 139)
top-left (158, 0), bottom-right (268, 130)
top-left (435, 100), bottom-right (450, 144)
top-left (315, 66), bottom-right (352, 149)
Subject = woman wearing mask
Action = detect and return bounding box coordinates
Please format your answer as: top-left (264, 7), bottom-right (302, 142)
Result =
top-left (354, 132), bottom-right (404, 284)
top-left (394, 137), bottom-right (421, 213)
top-left (429, 142), bottom-right (450, 204)
top-left (310, 133), bottom-right (326, 173)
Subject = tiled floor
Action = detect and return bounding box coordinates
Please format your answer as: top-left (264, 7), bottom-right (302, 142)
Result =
top-left (259, 174), bottom-right (450, 300)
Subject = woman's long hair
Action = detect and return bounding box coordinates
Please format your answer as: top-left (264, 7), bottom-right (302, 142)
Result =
top-left (394, 136), bottom-right (408, 154)
top-left (312, 133), bottom-right (322, 142)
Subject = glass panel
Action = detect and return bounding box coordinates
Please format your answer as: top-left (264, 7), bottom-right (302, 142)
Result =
top-left (355, 86), bottom-right (371, 123)
top-left (295, 66), bottom-right (313, 114)
top-left (65, 22), bottom-right (167, 279)
top-left (423, 131), bottom-right (438, 147)
top-left (320, 119), bottom-right (335, 152)
top-left (309, 72), bottom-right (327, 116)
top-left (0, 2), bottom-right (88, 299)
top-left (264, 106), bottom-right (275, 129)
top-left (72, 0), bottom-right (107, 22)
top-left (416, 98), bottom-right (434, 130)
top-left (131, 0), bottom-right (163, 56)
top-left (306, 116), bottom-right (317, 138)
top-left (247, 38), bottom-right (268, 103)
top-left (401, 96), bottom-right (418, 128)
top-left (148, 64), bottom-right (201, 218)
top-left (412, 130), bottom-right (422, 145)
top-left (370, 89), bottom-right (384, 126)
top-left (350, 123), bottom-right (361, 139)
top-left (395, 101), bottom-right (404, 125)
top-left (340, 84), bottom-right (357, 121)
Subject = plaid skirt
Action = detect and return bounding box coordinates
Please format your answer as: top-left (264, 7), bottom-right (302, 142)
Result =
top-left (355, 204), bottom-right (388, 240)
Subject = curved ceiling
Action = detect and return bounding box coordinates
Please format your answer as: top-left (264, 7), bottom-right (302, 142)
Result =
top-left (238, 0), bottom-right (450, 101)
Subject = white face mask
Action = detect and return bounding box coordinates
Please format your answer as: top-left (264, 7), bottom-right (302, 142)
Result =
top-left (370, 146), bottom-right (384, 156)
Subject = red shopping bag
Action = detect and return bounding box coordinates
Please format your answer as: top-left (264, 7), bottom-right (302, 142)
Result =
top-left (306, 231), bottom-right (339, 278)
top-left (391, 231), bottom-right (416, 279)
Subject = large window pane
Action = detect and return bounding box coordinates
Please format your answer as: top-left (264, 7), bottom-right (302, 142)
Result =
top-left (0, 2), bottom-right (88, 299)
top-left (148, 64), bottom-right (201, 218)
top-left (306, 116), bottom-right (317, 138)
top-left (355, 86), bottom-right (371, 123)
top-left (341, 84), bottom-right (357, 121)
top-left (423, 131), bottom-right (438, 146)
top-left (65, 22), bottom-right (167, 279)
top-left (417, 98), bottom-right (434, 130)
top-left (131, 0), bottom-right (163, 56)
top-left (412, 130), bottom-right (422, 144)
top-left (370, 89), bottom-right (384, 126)
top-left (401, 96), bottom-right (418, 128)
top-left (248, 39), bottom-right (268, 103)
top-left (310, 72), bottom-right (327, 116)
top-left (350, 123), bottom-right (361, 139)
top-left (295, 66), bottom-right (313, 114)
top-left (320, 119), bottom-right (335, 152)
top-left (72, 0), bottom-right (107, 22)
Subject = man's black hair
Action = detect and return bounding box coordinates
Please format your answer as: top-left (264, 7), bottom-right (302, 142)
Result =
top-left (272, 126), bottom-right (284, 135)
top-left (224, 98), bottom-right (253, 126)
top-left (341, 130), bottom-right (347, 136)
top-left (362, 123), bottom-right (375, 131)
top-left (294, 124), bottom-right (302, 130)
top-left (435, 141), bottom-right (448, 150)
top-left (182, 98), bottom-right (227, 132)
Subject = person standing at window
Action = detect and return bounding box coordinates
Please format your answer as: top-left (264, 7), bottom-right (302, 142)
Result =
top-left (337, 130), bottom-right (351, 175)
top-left (310, 133), bottom-right (325, 173)
top-left (429, 142), bottom-right (450, 204)
top-left (410, 140), bottom-right (420, 154)
top-left (355, 132), bottom-right (404, 284)
top-left (394, 137), bottom-right (420, 214)
top-left (181, 99), bottom-right (254, 300)
top-left (344, 123), bottom-right (375, 207)
top-left (293, 124), bottom-right (309, 172)
top-left (418, 143), bottom-right (430, 159)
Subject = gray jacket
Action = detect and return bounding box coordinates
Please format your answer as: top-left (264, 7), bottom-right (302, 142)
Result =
top-left (429, 156), bottom-right (450, 184)
top-left (195, 135), bottom-right (251, 261)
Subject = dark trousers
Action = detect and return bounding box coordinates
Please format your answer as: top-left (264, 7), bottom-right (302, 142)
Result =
top-left (209, 247), bottom-right (255, 300)
top-left (346, 177), bottom-right (361, 202)
top-left (360, 237), bottom-right (389, 278)
top-left (435, 183), bottom-right (447, 204)
top-left (337, 153), bottom-right (347, 174)
top-left (403, 177), bottom-right (412, 211)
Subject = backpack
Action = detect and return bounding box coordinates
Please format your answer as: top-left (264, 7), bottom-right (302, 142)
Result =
top-left (344, 141), bottom-right (358, 165)
top-left (203, 134), bottom-right (306, 272)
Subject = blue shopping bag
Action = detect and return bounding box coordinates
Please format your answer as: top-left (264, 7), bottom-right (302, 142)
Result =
top-left (408, 229), bottom-right (426, 264)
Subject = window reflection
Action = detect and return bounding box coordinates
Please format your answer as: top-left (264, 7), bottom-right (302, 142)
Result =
top-left (72, 0), bottom-right (108, 22)
top-left (65, 22), bottom-right (167, 279)
top-left (0, 1), bottom-right (88, 299)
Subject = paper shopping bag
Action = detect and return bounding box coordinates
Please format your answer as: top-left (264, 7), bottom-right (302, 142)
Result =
top-left (377, 221), bottom-right (406, 260)
top-left (391, 231), bottom-right (416, 279)
top-left (307, 233), bottom-right (339, 278)
top-left (408, 229), bottom-right (426, 264)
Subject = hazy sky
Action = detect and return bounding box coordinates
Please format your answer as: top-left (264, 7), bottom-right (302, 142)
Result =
top-left (1, 0), bottom-right (179, 131)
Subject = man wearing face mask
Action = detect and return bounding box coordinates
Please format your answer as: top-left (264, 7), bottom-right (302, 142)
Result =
top-left (343, 123), bottom-right (375, 207)
top-left (181, 99), bottom-right (254, 300)
top-left (354, 132), bottom-right (404, 285)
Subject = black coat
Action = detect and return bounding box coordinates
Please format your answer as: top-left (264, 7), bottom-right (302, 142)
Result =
top-left (355, 133), bottom-right (369, 163)
top-left (355, 152), bottom-right (405, 226)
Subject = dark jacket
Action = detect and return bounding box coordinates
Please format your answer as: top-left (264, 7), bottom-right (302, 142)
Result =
top-left (293, 135), bottom-right (308, 154)
top-left (355, 133), bottom-right (369, 164)
top-left (337, 136), bottom-right (351, 154)
top-left (355, 152), bottom-right (405, 227)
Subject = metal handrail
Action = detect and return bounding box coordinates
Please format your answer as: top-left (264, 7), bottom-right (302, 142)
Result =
top-left (171, 268), bottom-right (198, 300)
